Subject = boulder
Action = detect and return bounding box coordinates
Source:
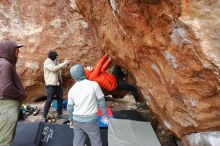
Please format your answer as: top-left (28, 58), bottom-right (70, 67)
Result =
top-left (75, 0), bottom-right (220, 137)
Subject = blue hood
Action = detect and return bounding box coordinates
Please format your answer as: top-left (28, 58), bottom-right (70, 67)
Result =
top-left (70, 64), bottom-right (86, 81)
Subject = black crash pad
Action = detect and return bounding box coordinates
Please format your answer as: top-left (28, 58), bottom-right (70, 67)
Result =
top-left (11, 122), bottom-right (44, 146)
top-left (113, 110), bottom-right (145, 121)
top-left (12, 110), bottom-right (145, 146)
top-left (40, 124), bottom-right (108, 146)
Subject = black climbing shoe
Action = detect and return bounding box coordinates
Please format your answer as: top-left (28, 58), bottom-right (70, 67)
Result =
top-left (32, 107), bottom-right (40, 116)
top-left (56, 114), bottom-right (66, 119)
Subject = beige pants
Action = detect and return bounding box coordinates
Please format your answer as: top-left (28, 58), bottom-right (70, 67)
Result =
top-left (0, 100), bottom-right (21, 146)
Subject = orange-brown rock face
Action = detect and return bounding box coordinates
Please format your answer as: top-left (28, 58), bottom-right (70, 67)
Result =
top-left (0, 0), bottom-right (102, 101)
top-left (1, 0), bottom-right (220, 138)
top-left (75, 0), bottom-right (220, 137)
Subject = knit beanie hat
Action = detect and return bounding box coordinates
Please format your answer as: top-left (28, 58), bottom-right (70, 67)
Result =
top-left (48, 50), bottom-right (58, 60)
top-left (70, 64), bottom-right (86, 81)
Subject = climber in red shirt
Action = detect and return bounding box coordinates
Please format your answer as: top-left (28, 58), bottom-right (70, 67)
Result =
top-left (85, 54), bottom-right (147, 108)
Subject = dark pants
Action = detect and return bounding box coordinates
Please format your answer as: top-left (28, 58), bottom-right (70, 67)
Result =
top-left (43, 85), bottom-right (63, 118)
top-left (112, 65), bottom-right (140, 102)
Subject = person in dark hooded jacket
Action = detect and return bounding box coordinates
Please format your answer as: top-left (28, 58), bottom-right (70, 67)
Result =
top-left (0, 40), bottom-right (27, 146)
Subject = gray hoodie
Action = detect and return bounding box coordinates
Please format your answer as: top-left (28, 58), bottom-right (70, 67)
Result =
top-left (70, 64), bottom-right (86, 81)
top-left (0, 40), bottom-right (27, 100)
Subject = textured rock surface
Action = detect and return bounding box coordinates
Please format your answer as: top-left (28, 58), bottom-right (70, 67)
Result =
top-left (75, 0), bottom-right (220, 137)
top-left (180, 0), bottom-right (220, 68)
top-left (182, 132), bottom-right (220, 146)
top-left (1, 0), bottom-right (220, 139)
top-left (0, 0), bottom-right (102, 101)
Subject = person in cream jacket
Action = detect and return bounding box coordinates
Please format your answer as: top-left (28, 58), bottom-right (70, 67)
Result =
top-left (43, 50), bottom-right (69, 122)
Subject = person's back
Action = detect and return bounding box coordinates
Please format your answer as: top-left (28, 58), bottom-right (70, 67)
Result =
top-left (68, 64), bottom-right (107, 146)
top-left (0, 58), bottom-right (17, 96)
top-left (68, 79), bottom-right (102, 116)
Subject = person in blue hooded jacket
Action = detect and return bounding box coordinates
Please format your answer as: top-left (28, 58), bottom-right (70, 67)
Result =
top-left (67, 64), bottom-right (108, 146)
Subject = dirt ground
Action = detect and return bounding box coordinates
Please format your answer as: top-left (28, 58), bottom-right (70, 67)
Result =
top-left (22, 94), bottom-right (179, 146)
